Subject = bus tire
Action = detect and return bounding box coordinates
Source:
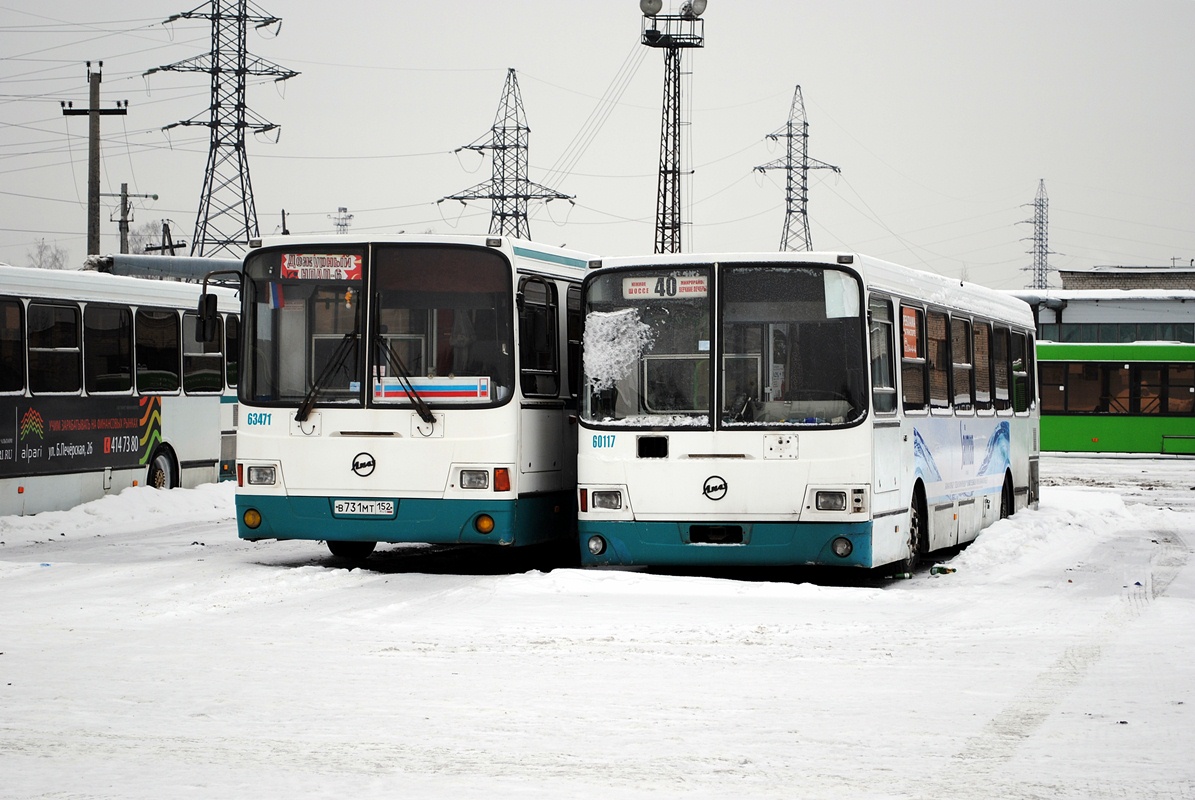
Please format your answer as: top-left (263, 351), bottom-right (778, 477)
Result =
top-left (1000, 473), bottom-right (1014, 519)
top-left (147, 448), bottom-right (178, 490)
top-left (901, 484), bottom-right (926, 573)
top-left (327, 540), bottom-right (376, 560)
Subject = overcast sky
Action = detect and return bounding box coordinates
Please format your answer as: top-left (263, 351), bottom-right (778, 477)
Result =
top-left (2, 1), bottom-right (1193, 289)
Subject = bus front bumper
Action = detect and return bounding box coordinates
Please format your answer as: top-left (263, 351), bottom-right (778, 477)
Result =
top-left (236, 492), bottom-right (572, 547)
top-left (578, 519), bottom-right (875, 568)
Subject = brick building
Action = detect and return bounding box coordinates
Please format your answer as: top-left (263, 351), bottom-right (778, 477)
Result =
top-left (1059, 264), bottom-right (1195, 291)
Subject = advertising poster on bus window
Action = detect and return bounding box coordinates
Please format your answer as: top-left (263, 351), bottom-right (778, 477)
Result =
top-left (902, 307), bottom-right (920, 359)
top-left (0, 396), bottom-right (161, 478)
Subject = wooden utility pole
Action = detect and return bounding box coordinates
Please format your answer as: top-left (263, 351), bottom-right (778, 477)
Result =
top-left (61, 62), bottom-right (127, 256)
top-left (100, 183), bottom-right (158, 254)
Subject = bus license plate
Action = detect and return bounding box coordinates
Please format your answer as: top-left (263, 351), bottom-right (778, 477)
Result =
top-left (333, 499), bottom-right (395, 517)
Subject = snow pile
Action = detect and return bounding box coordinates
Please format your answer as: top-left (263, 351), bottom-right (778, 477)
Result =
top-left (0, 481), bottom-right (235, 546)
top-left (940, 485), bottom-right (1173, 581)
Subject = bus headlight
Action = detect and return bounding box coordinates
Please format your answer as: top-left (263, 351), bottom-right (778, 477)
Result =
top-left (816, 491), bottom-right (847, 511)
top-left (587, 535), bottom-right (607, 555)
top-left (460, 469), bottom-right (489, 489)
top-left (246, 466), bottom-right (276, 486)
top-left (474, 514), bottom-right (495, 534)
top-left (831, 537), bottom-right (853, 557)
top-left (591, 490), bottom-right (623, 510)
top-left (243, 508), bottom-right (262, 529)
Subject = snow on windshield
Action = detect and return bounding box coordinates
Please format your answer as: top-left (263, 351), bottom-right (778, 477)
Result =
top-left (582, 308), bottom-right (656, 392)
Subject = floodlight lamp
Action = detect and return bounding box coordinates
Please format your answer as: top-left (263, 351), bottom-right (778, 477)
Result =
top-left (685, 0), bottom-right (708, 16)
top-left (639, 0), bottom-right (662, 16)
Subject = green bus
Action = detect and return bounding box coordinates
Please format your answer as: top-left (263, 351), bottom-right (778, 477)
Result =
top-left (1037, 341), bottom-right (1195, 454)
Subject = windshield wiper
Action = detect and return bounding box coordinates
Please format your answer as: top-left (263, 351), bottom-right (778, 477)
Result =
top-left (295, 330), bottom-right (358, 423)
top-left (375, 334), bottom-right (435, 424)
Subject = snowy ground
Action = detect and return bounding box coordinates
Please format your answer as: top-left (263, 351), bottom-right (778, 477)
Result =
top-left (1, 456), bottom-right (1192, 799)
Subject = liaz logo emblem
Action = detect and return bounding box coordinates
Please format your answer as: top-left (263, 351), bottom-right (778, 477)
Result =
top-left (702, 475), bottom-right (727, 501)
top-left (351, 452), bottom-right (376, 477)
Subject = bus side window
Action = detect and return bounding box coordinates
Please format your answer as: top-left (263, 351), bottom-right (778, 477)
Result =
top-left (84, 304), bottom-right (133, 393)
top-left (136, 308), bottom-right (181, 393)
top-left (868, 297), bottom-right (896, 413)
top-left (182, 312), bottom-right (224, 394)
top-left (519, 278), bottom-right (559, 397)
top-left (927, 310), bottom-right (950, 410)
top-left (0, 297), bottom-right (25, 393)
top-left (993, 326), bottom-right (1011, 411)
top-left (974, 322), bottom-right (992, 411)
top-left (951, 316), bottom-right (973, 410)
top-left (28, 302), bottom-right (81, 394)
top-left (900, 305), bottom-right (927, 412)
top-left (1039, 362), bottom-right (1065, 412)
top-left (1012, 331), bottom-right (1032, 412)
top-left (225, 315), bottom-right (239, 388)
top-left (1168, 364), bottom-right (1195, 414)
top-left (566, 285), bottom-right (581, 399)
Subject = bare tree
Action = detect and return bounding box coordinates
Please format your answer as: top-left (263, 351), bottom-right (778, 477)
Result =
top-left (27, 239), bottom-right (69, 270)
top-left (129, 220), bottom-right (163, 255)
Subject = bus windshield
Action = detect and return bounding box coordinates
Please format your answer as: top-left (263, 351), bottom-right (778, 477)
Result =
top-left (242, 244), bottom-right (515, 408)
top-left (581, 263), bottom-right (867, 427)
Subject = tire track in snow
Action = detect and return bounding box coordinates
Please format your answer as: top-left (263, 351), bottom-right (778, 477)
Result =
top-left (939, 528), bottom-right (1190, 798)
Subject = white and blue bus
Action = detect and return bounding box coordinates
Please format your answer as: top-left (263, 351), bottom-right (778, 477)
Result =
top-left (577, 252), bottom-right (1039, 571)
top-left (227, 235), bottom-right (599, 559)
top-left (0, 263), bottom-right (239, 517)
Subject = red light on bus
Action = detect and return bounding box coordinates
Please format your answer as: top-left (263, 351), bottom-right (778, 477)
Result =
top-left (494, 468), bottom-right (510, 492)
top-left (579, 488), bottom-right (588, 513)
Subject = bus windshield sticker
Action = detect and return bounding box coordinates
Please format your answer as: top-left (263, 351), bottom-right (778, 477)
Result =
top-left (281, 253), bottom-right (363, 282)
top-left (374, 376), bottom-right (491, 403)
top-left (823, 270), bottom-right (859, 318)
top-left (622, 274), bottom-right (707, 300)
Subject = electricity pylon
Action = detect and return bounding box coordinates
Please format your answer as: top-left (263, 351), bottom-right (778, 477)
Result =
top-left (442, 68), bottom-right (572, 241)
top-left (148, 1), bottom-right (297, 258)
top-left (1022, 179), bottom-right (1054, 289)
top-left (755, 85), bottom-right (840, 252)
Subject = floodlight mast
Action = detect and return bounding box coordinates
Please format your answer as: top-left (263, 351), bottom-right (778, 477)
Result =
top-left (640, 1), bottom-right (705, 254)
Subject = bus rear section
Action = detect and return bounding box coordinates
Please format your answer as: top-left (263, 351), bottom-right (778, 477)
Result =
top-left (231, 235), bottom-right (591, 558)
top-left (577, 256), bottom-right (880, 568)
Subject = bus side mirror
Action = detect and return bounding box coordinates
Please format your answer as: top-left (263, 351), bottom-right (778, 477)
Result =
top-left (196, 293), bottom-right (219, 342)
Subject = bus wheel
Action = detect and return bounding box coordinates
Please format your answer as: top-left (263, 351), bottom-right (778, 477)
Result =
top-left (147, 449), bottom-right (177, 490)
top-left (1000, 475), bottom-right (1014, 519)
top-left (327, 540), bottom-right (376, 560)
top-left (901, 487), bottom-right (926, 573)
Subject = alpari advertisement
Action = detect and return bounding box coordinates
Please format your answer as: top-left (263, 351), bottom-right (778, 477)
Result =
top-left (0, 396), bottom-right (162, 478)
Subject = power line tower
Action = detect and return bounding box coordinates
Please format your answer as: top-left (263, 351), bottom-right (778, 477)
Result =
top-left (442, 68), bottom-right (572, 241)
top-left (329, 207), bottom-right (353, 234)
top-left (148, 1), bottom-right (297, 258)
top-left (1022, 179), bottom-right (1054, 289)
top-left (754, 85), bottom-right (840, 252)
top-left (639, 0), bottom-right (707, 254)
